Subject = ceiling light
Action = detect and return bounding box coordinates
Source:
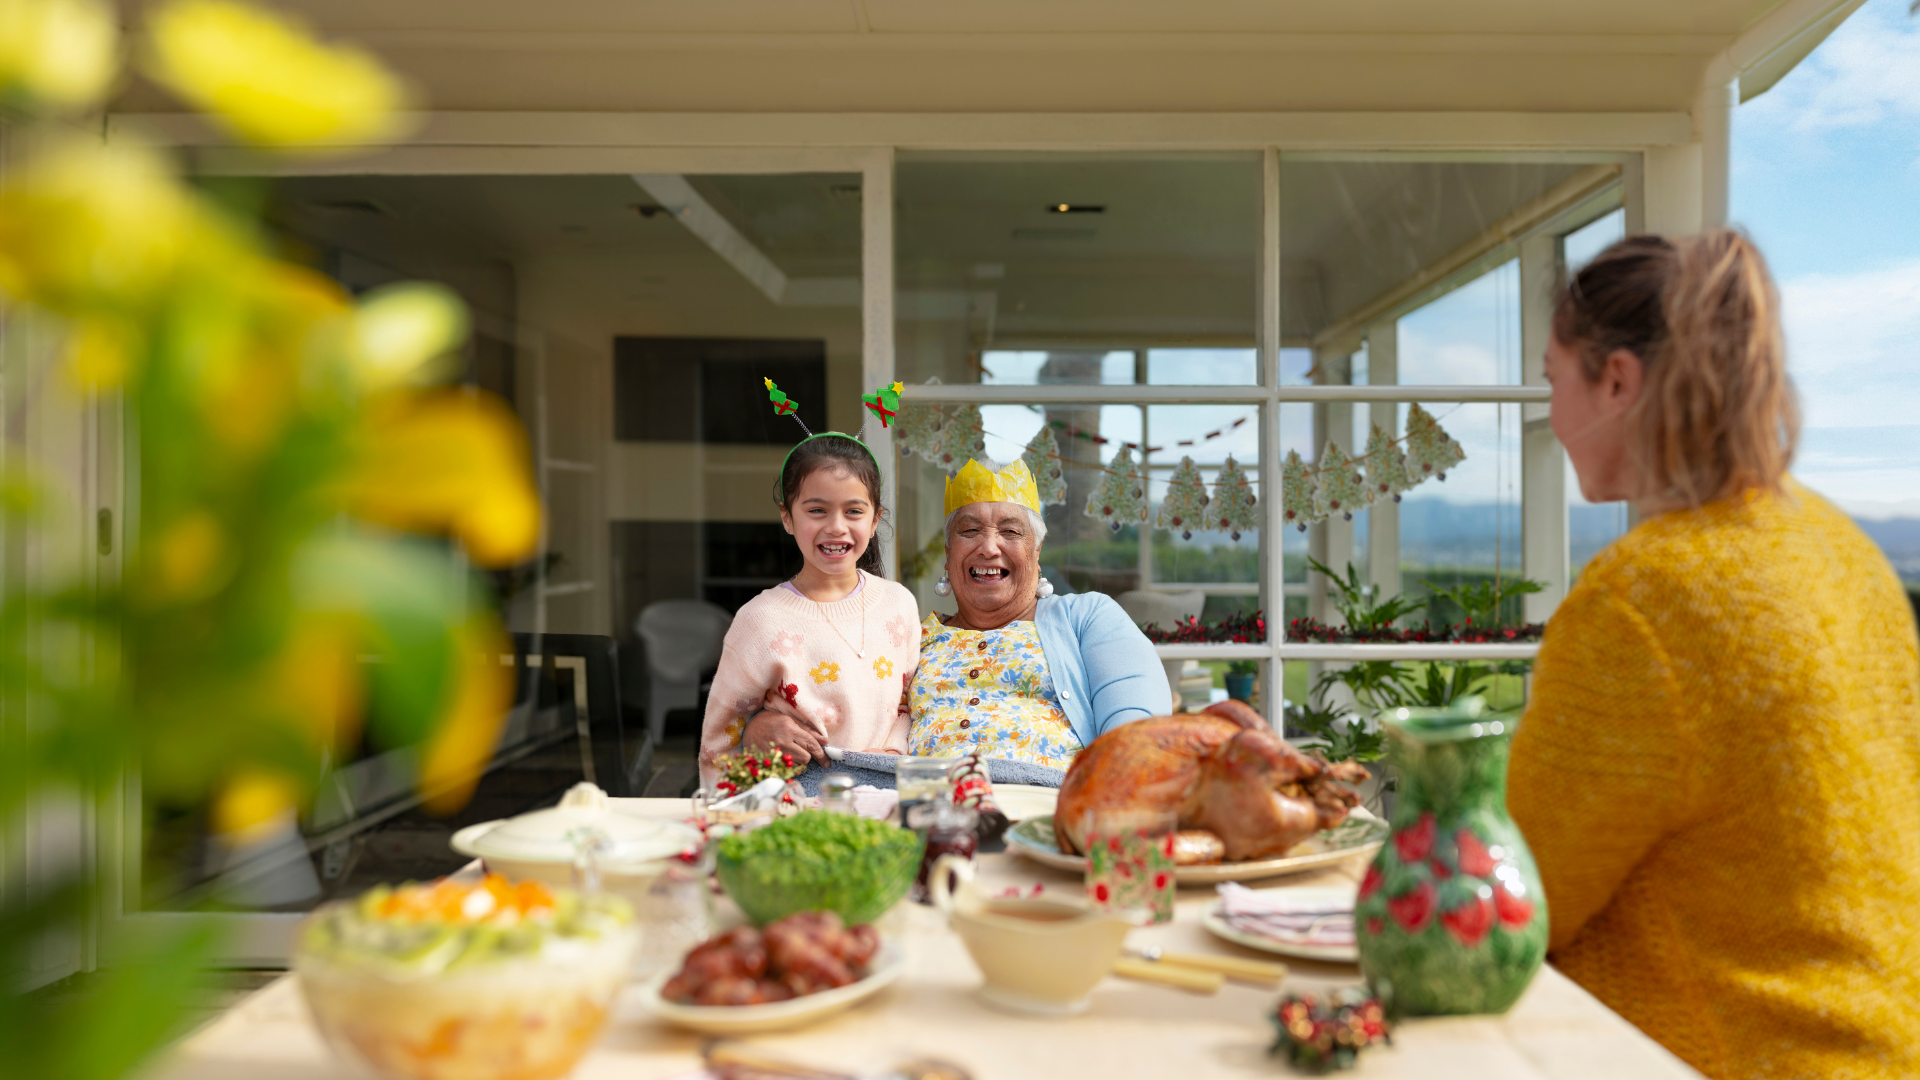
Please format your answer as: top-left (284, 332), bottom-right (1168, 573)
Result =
top-left (1047, 204), bottom-right (1104, 214)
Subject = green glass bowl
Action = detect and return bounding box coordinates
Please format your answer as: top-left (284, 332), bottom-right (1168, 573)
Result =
top-left (715, 827), bottom-right (924, 927)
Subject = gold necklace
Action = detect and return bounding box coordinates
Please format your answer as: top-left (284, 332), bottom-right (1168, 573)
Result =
top-left (799, 572), bottom-right (868, 658)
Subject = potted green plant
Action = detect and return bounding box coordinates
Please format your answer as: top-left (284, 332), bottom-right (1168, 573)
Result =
top-left (1224, 659), bottom-right (1261, 703)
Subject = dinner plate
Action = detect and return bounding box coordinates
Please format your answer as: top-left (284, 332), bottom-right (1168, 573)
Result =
top-left (1004, 810), bottom-right (1387, 884)
top-left (1202, 886), bottom-right (1360, 963)
top-left (990, 784), bottom-right (1059, 823)
top-left (636, 943), bottom-right (906, 1035)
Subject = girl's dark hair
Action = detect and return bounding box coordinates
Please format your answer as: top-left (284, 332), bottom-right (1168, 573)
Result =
top-left (1552, 228), bottom-right (1798, 509)
top-left (777, 435), bottom-right (886, 577)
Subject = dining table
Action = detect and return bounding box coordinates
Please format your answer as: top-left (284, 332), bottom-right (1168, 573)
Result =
top-left (147, 797), bottom-right (1703, 1080)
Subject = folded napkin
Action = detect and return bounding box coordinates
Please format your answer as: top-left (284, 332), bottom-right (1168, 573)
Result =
top-left (848, 784), bottom-right (899, 822)
top-left (1216, 882), bottom-right (1357, 947)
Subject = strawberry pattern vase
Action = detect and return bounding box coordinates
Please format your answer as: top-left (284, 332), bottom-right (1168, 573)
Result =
top-left (1355, 698), bottom-right (1546, 1015)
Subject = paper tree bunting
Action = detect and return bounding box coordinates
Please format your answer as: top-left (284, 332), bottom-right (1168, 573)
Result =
top-left (1085, 445), bottom-right (1147, 532)
top-left (1022, 426), bottom-right (1069, 506)
top-left (1313, 442), bottom-right (1369, 522)
top-left (861, 381), bottom-right (903, 429)
top-left (1212, 455), bottom-right (1259, 541)
top-left (895, 404), bottom-right (945, 460)
top-left (933, 405), bottom-right (985, 474)
top-left (1404, 403), bottom-right (1466, 482)
top-left (1281, 450), bottom-right (1316, 533)
top-left (1364, 423), bottom-right (1415, 504)
top-left (1156, 456), bottom-right (1211, 540)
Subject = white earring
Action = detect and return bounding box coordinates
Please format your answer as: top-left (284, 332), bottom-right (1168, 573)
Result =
top-left (1036, 577), bottom-right (1054, 598)
top-left (934, 573), bottom-right (951, 597)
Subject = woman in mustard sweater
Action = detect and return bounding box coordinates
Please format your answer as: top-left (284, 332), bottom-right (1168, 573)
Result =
top-left (1508, 230), bottom-right (1920, 1079)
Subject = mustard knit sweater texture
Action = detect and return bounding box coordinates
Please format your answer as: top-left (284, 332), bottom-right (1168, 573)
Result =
top-left (1508, 482), bottom-right (1920, 1079)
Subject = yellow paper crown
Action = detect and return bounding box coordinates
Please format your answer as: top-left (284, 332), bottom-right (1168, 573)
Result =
top-left (945, 458), bottom-right (1042, 516)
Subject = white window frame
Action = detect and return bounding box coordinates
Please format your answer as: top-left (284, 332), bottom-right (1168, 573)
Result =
top-left (93, 112), bottom-right (1679, 962)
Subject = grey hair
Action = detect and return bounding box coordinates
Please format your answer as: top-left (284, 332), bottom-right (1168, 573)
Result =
top-left (943, 505), bottom-right (1048, 545)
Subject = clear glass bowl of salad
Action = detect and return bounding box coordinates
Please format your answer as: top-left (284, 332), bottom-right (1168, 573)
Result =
top-left (294, 874), bottom-right (637, 1080)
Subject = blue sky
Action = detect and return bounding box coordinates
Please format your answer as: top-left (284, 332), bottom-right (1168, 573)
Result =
top-left (1733, 0), bottom-right (1920, 517)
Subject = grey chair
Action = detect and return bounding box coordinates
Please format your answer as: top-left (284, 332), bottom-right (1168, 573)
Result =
top-left (635, 599), bottom-right (733, 745)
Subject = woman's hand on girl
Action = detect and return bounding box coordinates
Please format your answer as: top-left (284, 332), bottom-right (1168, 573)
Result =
top-left (741, 710), bottom-right (828, 765)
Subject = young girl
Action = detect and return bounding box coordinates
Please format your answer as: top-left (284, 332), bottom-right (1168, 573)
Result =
top-left (697, 434), bottom-right (921, 789)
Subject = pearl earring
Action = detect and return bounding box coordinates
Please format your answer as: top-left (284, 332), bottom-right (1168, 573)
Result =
top-left (1036, 577), bottom-right (1054, 598)
top-left (934, 573), bottom-right (951, 597)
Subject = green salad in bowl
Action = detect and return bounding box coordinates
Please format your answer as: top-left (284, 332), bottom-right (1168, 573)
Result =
top-left (716, 811), bottom-right (922, 926)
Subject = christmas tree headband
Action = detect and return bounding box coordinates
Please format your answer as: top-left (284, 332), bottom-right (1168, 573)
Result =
top-left (765, 377), bottom-right (906, 488)
top-left (945, 458), bottom-right (1042, 516)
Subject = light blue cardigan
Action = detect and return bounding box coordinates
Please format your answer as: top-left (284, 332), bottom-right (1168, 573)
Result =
top-left (1031, 592), bottom-right (1172, 747)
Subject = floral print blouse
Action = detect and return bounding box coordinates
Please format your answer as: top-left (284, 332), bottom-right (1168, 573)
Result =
top-left (907, 612), bottom-right (1082, 769)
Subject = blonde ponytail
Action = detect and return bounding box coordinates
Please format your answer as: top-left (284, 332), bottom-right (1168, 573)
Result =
top-left (1553, 228), bottom-right (1799, 509)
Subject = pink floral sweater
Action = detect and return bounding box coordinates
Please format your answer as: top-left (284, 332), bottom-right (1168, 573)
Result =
top-left (698, 572), bottom-right (921, 789)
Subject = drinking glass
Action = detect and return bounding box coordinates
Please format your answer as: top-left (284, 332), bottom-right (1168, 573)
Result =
top-left (895, 757), bottom-right (954, 823)
top-left (1084, 808), bottom-right (1178, 924)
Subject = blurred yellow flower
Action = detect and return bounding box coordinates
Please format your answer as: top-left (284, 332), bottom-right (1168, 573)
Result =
top-left (211, 767), bottom-right (300, 838)
top-left (0, 0), bottom-right (117, 111)
top-left (345, 391), bottom-right (541, 567)
top-left (418, 620), bottom-right (512, 815)
top-left (64, 316), bottom-right (136, 388)
top-left (350, 282), bottom-right (467, 390)
top-left (144, 0), bottom-right (409, 151)
top-left (273, 617), bottom-right (363, 754)
top-left (0, 139), bottom-right (214, 315)
top-left (148, 511), bottom-right (231, 601)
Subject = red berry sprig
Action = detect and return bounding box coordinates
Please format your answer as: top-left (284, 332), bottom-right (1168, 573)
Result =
top-left (1270, 989), bottom-right (1390, 1073)
top-left (713, 749), bottom-right (805, 795)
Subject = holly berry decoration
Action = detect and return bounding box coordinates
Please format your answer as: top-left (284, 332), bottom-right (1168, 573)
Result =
top-left (763, 377), bottom-right (799, 416)
top-left (1211, 453), bottom-right (1260, 541)
top-left (1281, 449), bottom-right (1316, 532)
top-left (1022, 425), bottom-right (1070, 506)
top-left (1270, 989), bottom-right (1391, 1074)
top-left (1155, 455), bottom-right (1211, 540)
top-left (1084, 444), bottom-right (1147, 533)
top-left (861, 380), bottom-right (903, 428)
top-left (710, 749), bottom-right (806, 797)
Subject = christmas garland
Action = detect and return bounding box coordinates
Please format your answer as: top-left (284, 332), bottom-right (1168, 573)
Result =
top-left (890, 393), bottom-right (1468, 541)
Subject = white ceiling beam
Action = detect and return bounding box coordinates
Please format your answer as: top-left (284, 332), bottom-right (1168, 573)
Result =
top-left (632, 173), bottom-right (788, 303)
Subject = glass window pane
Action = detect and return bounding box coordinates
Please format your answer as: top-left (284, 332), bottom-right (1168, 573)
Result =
top-left (896, 154), bottom-right (1261, 386)
top-left (1397, 259), bottom-right (1523, 386)
top-left (1565, 207), bottom-right (1626, 271)
top-left (897, 400), bottom-right (1265, 633)
top-left (137, 171), bottom-right (864, 916)
top-left (1280, 156), bottom-right (1610, 385)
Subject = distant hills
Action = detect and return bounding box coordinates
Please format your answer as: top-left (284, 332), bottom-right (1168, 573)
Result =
top-left (1395, 499), bottom-right (1920, 582)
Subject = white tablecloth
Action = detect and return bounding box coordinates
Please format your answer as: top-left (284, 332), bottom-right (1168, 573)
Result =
top-left (147, 798), bottom-right (1701, 1080)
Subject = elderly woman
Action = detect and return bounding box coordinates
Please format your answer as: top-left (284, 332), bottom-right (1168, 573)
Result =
top-left (741, 457), bottom-right (1168, 783)
top-left (906, 457), bottom-right (1169, 773)
top-left (1507, 230), bottom-right (1920, 1078)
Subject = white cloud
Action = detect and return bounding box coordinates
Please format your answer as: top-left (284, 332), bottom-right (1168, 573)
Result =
top-left (1744, 0), bottom-right (1920, 134)
top-left (1780, 259), bottom-right (1920, 428)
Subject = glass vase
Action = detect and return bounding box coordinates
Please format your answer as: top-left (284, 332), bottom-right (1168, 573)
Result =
top-left (1355, 698), bottom-right (1546, 1016)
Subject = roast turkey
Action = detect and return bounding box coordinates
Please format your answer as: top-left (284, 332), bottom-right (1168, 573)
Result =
top-left (1053, 699), bottom-right (1369, 863)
